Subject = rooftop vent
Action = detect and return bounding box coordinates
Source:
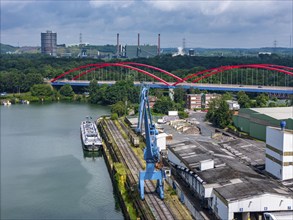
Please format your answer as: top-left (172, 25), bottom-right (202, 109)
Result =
top-left (200, 159), bottom-right (214, 171)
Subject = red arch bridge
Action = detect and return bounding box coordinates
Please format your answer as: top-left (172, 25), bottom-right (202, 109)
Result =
top-left (50, 62), bottom-right (293, 94)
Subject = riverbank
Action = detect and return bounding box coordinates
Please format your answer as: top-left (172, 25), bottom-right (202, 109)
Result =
top-left (0, 92), bottom-right (89, 105)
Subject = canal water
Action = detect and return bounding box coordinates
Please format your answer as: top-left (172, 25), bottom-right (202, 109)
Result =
top-left (1, 103), bottom-right (124, 220)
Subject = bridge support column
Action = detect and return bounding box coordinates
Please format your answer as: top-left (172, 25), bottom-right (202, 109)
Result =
top-left (169, 88), bottom-right (174, 101)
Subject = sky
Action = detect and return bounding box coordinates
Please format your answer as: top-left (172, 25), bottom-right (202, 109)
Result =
top-left (1, 0), bottom-right (293, 48)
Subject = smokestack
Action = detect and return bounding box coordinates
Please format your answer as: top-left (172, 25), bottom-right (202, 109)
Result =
top-left (158, 34), bottom-right (161, 55)
top-left (117, 33), bottom-right (119, 56)
top-left (138, 33), bottom-right (140, 47)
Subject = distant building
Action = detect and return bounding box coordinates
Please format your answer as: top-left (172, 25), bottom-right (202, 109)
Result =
top-left (124, 45), bottom-right (157, 58)
top-left (226, 100), bottom-right (240, 111)
top-left (186, 94), bottom-right (202, 109)
top-left (188, 49), bottom-right (195, 56)
top-left (186, 93), bottom-right (219, 110)
top-left (41, 30), bottom-right (57, 56)
top-left (203, 94), bottom-right (219, 109)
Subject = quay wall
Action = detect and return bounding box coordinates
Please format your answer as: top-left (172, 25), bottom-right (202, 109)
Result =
top-left (97, 118), bottom-right (154, 220)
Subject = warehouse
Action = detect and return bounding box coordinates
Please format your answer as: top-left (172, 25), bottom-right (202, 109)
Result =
top-left (167, 136), bottom-right (293, 220)
top-left (232, 107), bottom-right (293, 141)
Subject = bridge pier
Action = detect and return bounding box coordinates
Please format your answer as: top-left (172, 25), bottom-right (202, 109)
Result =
top-left (169, 88), bottom-right (174, 101)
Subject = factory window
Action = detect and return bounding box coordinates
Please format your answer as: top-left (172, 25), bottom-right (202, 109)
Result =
top-left (283, 151), bottom-right (293, 156)
top-left (283, 162), bottom-right (293, 166)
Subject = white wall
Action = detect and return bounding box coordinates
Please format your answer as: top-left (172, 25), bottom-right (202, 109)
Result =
top-left (283, 166), bottom-right (293, 180)
top-left (156, 133), bottom-right (167, 151)
top-left (266, 127), bottom-right (293, 180)
top-left (284, 132), bottom-right (293, 152)
top-left (167, 149), bottom-right (187, 168)
top-left (229, 194), bottom-right (293, 214)
top-left (265, 157), bottom-right (282, 179)
top-left (211, 194), bottom-right (293, 220)
top-left (266, 127), bottom-right (284, 151)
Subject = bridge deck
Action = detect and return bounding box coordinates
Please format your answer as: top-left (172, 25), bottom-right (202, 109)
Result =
top-left (50, 80), bottom-right (293, 94)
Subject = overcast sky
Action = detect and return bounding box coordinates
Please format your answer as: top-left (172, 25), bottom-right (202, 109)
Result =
top-left (1, 0), bottom-right (293, 48)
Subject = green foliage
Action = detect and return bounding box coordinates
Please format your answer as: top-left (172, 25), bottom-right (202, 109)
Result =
top-left (206, 96), bottom-right (233, 128)
top-left (104, 80), bottom-right (139, 105)
top-left (1, 53), bottom-right (292, 102)
top-left (111, 101), bottom-right (126, 117)
top-left (222, 92), bottom-right (233, 100)
top-left (237, 91), bottom-right (251, 108)
top-left (111, 113), bottom-right (119, 120)
top-left (178, 111), bottom-right (189, 119)
top-left (153, 96), bottom-right (176, 114)
top-left (89, 80), bottom-right (139, 105)
top-left (174, 87), bottom-right (185, 103)
top-left (89, 79), bottom-right (101, 104)
top-left (268, 102), bottom-right (277, 107)
top-left (30, 84), bottom-right (53, 97)
top-left (255, 93), bottom-right (269, 107)
top-left (59, 84), bottom-right (74, 97)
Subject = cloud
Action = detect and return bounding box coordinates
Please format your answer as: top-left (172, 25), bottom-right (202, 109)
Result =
top-left (1, 0), bottom-right (292, 48)
top-left (89, 0), bottom-right (135, 9)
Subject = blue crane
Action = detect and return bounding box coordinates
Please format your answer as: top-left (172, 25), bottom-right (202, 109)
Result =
top-left (136, 86), bottom-right (166, 200)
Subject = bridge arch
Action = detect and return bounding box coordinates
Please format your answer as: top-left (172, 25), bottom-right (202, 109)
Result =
top-left (173, 64), bottom-right (293, 86)
top-left (51, 62), bottom-right (184, 86)
top-left (51, 62), bottom-right (293, 88)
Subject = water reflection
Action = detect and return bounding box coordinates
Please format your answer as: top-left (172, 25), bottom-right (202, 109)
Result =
top-left (82, 150), bottom-right (102, 160)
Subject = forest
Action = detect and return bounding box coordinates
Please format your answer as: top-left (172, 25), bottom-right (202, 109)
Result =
top-left (1, 53), bottom-right (292, 93)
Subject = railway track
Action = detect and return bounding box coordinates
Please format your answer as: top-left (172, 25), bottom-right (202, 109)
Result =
top-left (118, 120), bottom-right (192, 219)
top-left (105, 119), bottom-right (175, 220)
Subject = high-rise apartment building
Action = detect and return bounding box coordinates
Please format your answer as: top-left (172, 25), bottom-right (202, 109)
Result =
top-left (41, 30), bottom-right (57, 56)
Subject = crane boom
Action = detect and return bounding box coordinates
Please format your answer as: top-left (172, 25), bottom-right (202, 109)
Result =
top-left (136, 86), bottom-right (165, 200)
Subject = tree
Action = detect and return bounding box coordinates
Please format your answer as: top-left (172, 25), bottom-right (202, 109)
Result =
top-left (268, 102), bottom-right (277, 107)
top-left (206, 96), bottom-right (232, 128)
top-left (178, 111), bottom-right (188, 119)
top-left (111, 101), bottom-right (126, 117)
top-left (174, 87), bottom-right (185, 103)
top-left (103, 80), bottom-right (139, 105)
top-left (59, 84), bottom-right (74, 97)
top-left (255, 93), bottom-right (269, 107)
top-left (237, 91), bottom-right (251, 108)
top-left (88, 79), bottom-right (99, 104)
top-left (153, 96), bottom-right (176, 114)
top-left (30, 84), bottom-right (53, 97)
top-left (222, 92), bottom-right (232, 100)
top-left (213, 99), bottom-right (233, 128)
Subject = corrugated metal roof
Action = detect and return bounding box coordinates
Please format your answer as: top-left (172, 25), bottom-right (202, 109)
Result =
top-left (250, 107), bottom-right (293, 120)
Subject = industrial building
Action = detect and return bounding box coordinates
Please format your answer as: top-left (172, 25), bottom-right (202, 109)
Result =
top-left (116, 33), bottom-right (160, 58)
top-left (41, 30), bottom-right (57, 56)
top-left (186, 93), bottom-right (219, 110)
top-left (233, 107), bottom-right (293, 141)
top-left (167, 126), bottom-right (293, 220)
top-left (124, 45), bottom-right (158, 59)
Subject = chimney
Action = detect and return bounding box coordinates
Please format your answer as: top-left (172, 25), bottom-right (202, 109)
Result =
top-left (117, 33), bottom-right (119, 56)
top-left (138, 33), bottom-right (140, 47)
top-left (158, 34), bottom-right (161, 55)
